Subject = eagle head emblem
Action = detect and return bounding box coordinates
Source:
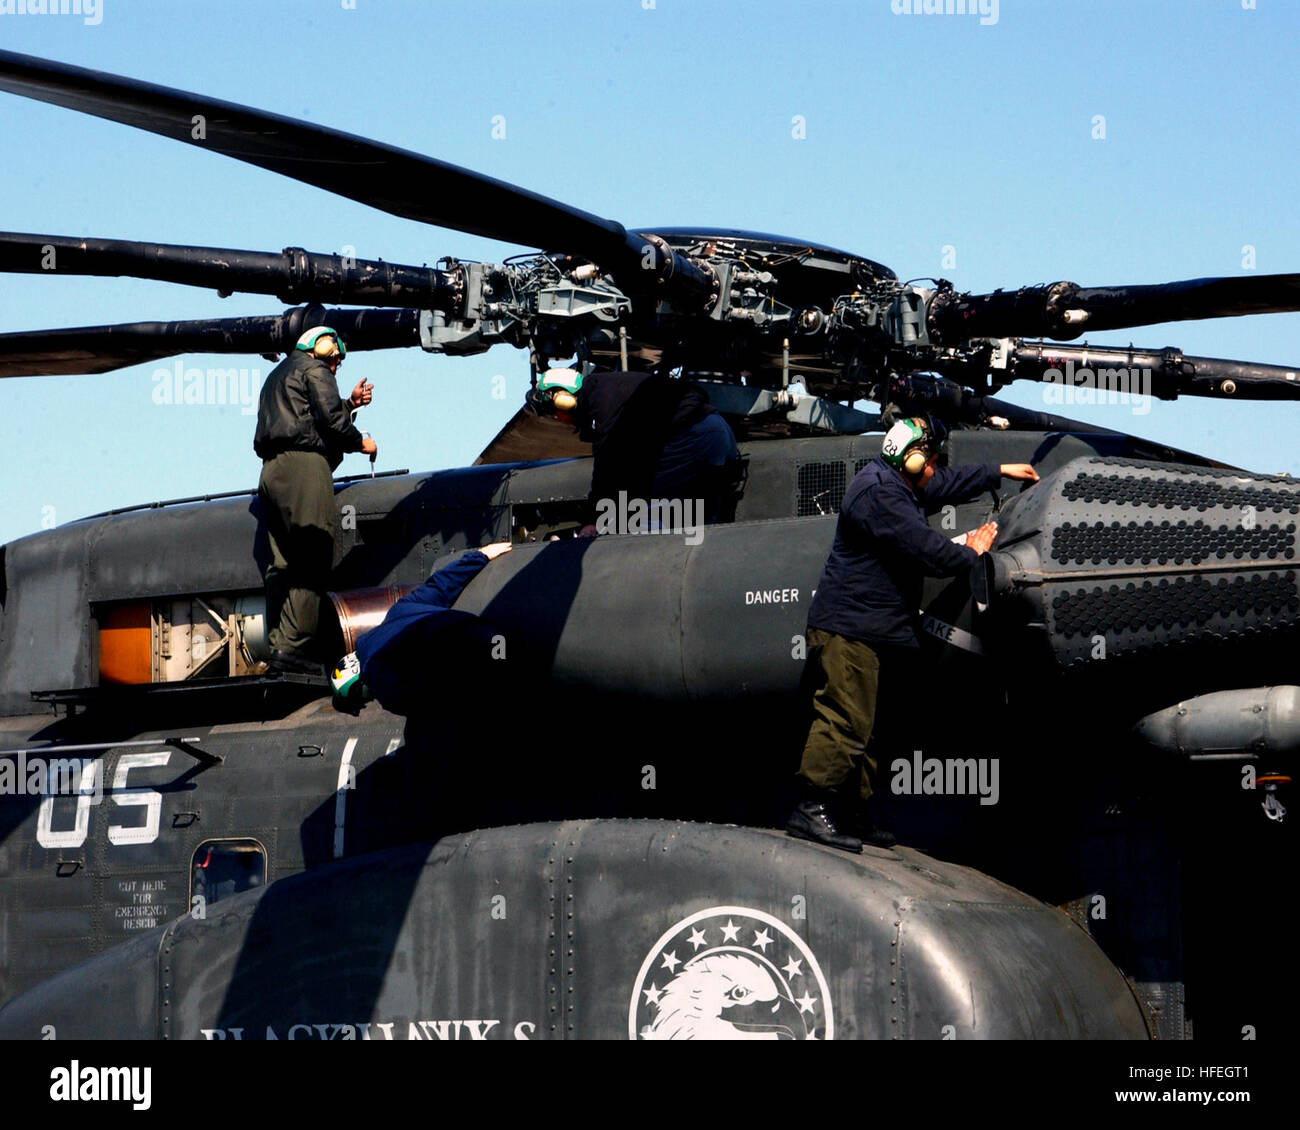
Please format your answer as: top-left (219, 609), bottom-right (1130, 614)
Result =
top-left (629, 907), bottom-right (833, 1040)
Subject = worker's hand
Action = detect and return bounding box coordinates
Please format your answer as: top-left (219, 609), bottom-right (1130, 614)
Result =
top-left (480, 542), bottom-right (513, 560)
top-left (349, 380), bottom-right (374, 409)
top-left (963, 521), bottom-right (999, 555)
top-left (1000, 463), bottom-right (1039, 482)
top-left (360, 436), bottom-right (378, 458)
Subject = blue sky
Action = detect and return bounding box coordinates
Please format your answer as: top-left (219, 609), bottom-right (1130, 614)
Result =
top-left (2, 0), bottom-right (1298, 547)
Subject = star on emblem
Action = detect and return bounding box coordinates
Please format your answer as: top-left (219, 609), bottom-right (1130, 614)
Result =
top-left (751, 928), bottom-right (773, 952)
top-left (795, 992), bottom-right (818, 1015)
top-left (660, 949), bottom-right (681, 973)
top-left (643, 983), bottom-right (663, 1006)
top-left (782, 956), bottom-right (804, 979)
top-left (719, 919), bottom-right (741, 942)
top-left (686, 927), bottom-right (708, 951)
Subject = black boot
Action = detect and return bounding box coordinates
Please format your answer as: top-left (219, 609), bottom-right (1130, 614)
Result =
top-left (268, 649), bottom-right (326, 676)
top-left (786, 790), bottom-right (863, 853)
top-left (847, 801), bottom-right (898, 849)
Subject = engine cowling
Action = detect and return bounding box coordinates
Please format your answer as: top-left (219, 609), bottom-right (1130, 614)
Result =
top-left (979, 457), bottom-right (1300, 681)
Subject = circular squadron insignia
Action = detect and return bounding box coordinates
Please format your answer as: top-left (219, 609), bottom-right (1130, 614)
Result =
top-left (629, 905), bottom-right (833, 1040)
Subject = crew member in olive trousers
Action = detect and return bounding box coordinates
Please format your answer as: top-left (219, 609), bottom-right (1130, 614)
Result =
top-left (786, 415), bottom-right (1039, 852)
top-left (254, 326), bottom-right (377, 674)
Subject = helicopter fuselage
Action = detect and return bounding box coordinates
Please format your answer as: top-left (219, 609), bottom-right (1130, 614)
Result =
top-left (0, 427), bottom-right (1293, 1037)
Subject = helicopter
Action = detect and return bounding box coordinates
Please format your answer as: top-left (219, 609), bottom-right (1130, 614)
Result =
top-left (0, 47), bottom-right (1295, 1043)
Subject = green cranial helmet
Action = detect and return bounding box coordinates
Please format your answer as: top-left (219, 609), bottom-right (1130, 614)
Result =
top-left (881, 416), bottom-right (929, 472)
top-left (295, 325), bottom-right (347, 362)
top-left (330, 651), bottom-right (363, 698)
top-left (532, 367), bottom-right (583, 412)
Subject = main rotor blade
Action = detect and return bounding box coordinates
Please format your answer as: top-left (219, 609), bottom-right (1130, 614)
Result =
top-left (0, 307), bottom-right (420, 379)
top-left (1005, 340), bottom-right (1300, 400)
top-left (0, 232), bottom-right (462, 308)
top-left (0, 49), bottom-right (628, 261)
top-left (929, 274), bottom-right (1300, 342)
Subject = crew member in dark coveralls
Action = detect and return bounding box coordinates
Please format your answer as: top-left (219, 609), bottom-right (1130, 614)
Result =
top-left (331, 542), bottom-right (512, 715)
top-left (254, 326), bottom-right (376, 674)
top-left (786, 415), bottom-right (1039, 852)
top-left (529, 368), bottom-right (742, 530)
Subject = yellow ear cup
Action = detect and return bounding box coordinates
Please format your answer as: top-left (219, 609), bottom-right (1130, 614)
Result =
top-left (312, 334), bottom-right (339, 359)
top-left (903, 448), bottom-right (928, 476)
top-left (553, 390), bottom-right (577, 411)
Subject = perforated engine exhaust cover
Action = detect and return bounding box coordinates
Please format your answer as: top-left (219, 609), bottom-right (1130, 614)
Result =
top-left (982, 457), bottom-right (1300, 670)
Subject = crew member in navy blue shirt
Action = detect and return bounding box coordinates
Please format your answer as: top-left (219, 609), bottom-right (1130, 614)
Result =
top-left (334, 542), bottom-right (512, 716)
top-left (529, 368), bottom-right (742, 530)
top-left (786, 415), bottom-right (1039, 852)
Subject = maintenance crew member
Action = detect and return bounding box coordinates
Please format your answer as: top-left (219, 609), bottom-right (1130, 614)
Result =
top-left (530, 368), bottom-right (742, 531)
top-left (785, 414), bottom-right (1039, 852)
top-left (254, 325), bottom-right (377, 674)
top-left (332, 542), bottom-right (513, 715)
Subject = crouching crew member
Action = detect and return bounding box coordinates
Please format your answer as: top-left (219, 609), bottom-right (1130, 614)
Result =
top-left (254, 326), bottom-right (376, 674)
top-left (786, 415), bottom-right (1039, 852)
top-left (530, 368), bottom-right (743, 531)
top-left (332, 542), bottom-right (513, 715)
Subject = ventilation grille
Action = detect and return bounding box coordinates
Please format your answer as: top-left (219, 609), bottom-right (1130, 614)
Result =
top-left (797, 461), bottom-right (848, 517)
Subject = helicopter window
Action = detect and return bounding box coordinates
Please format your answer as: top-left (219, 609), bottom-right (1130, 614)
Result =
top-left (190, 839), bottom-right (266, 910)
top-left (511, 501), bottom-right (590, 542)
top-left (797, 461), bottom-right (848, 517)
